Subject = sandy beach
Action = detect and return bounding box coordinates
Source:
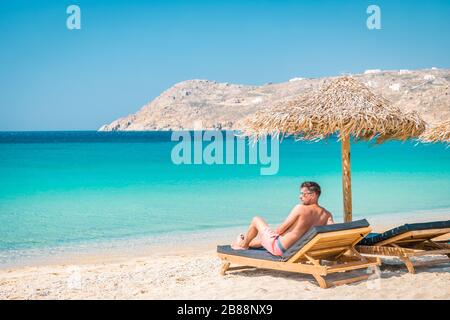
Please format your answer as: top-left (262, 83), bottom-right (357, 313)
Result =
top-left (1, 249), bottom-right (449, 300)
top-left (1, 212), bottom-right (449, 300)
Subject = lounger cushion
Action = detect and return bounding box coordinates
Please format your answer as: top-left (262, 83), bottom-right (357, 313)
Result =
top-left (358, 220), bottom-right (450, 246)
top-left (217, 219), bottom-right (370, 262)
top-left (217, 245), bottom-right (284, 262)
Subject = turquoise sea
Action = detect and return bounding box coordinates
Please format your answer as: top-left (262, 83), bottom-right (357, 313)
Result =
top-left (0, 131), bottom-right (449, 267)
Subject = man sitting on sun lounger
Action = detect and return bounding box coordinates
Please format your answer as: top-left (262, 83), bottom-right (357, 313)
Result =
top-left (232, 181), bottom-right (334, 256)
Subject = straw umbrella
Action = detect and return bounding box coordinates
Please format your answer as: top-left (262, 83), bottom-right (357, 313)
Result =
top-left (419, 119), bottom-right (450, 145)
top-left (241, 76), bottom-right (426, 222)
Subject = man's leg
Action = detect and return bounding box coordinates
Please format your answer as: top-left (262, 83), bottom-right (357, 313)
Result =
top-left (232, 216), bottom-right (268, 249)
top-left (248, 237), bottom-right (262, 248)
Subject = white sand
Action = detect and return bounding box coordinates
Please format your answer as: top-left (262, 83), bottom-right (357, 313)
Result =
top-left (0, 249), bottom-right (449, 300)
top-left (0, 211), bottom-right (449, 300)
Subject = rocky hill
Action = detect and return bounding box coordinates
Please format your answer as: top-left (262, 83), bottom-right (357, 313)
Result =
top-left (98, 68), bottom-right (450, 131)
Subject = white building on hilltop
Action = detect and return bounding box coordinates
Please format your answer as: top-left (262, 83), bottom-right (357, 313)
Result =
top-left (289, 77), bottom-right (305, 82)
top-left (364, 69), bottom-right (382, 74)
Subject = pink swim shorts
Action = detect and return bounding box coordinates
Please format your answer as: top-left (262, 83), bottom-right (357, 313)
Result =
top-left (260, 227), bottom-right (286, 256)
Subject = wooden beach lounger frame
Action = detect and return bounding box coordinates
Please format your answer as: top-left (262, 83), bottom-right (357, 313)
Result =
top-left (217, 221), bottom-right (381, 289)
top-left (356, 227), bottom-right (450, 274)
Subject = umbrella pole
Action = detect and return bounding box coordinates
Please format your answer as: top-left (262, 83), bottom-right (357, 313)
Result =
top-left (341, 135), bottom-right (352, 222)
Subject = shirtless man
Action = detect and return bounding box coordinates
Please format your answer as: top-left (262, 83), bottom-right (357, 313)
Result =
top-left (232, 181), bottom-right (334, 256)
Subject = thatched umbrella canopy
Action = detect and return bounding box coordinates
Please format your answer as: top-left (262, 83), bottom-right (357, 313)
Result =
top-left (419, 120), bottom-right (450, 145)
top-left (242, 76), bottom-right (426, 222)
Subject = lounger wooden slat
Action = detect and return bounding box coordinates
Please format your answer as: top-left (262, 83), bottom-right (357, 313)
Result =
top-left (217, 253), bottom-right (329, 275)
top-left (357, 245), bottom-right (417, 256)
top-left (356, 223), bottom-right (450, 274)
top-left (302, 246), bottom-right (350, 257)
top-left (326, 259), bottom-right (377, 273)
top-left (375, 229), bottom-right (450, 246)
top-left (330, 274), bottom-right (373, 287)
top-left (217, 220), bottom-right (381, 289)
top-left (308, 238), bottom-right (359, 250)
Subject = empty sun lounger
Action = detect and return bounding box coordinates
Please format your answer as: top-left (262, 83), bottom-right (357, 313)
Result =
top-left (356, 220), bottom-right (450, 274)
top-left (217, 219), bottom-right (380, 289)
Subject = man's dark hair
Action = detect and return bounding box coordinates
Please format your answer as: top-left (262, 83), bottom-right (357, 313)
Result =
top-left (301, 181), bottom-right (321, 197)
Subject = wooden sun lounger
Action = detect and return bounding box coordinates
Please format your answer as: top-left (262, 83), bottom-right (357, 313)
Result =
top-left (217, 220), bottom-right (381, 289)
top-left (356, 221), bottom-right (450, 274)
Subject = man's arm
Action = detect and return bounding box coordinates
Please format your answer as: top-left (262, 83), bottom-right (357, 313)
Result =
top-left (326, 212), bottom-right (334, 225)
top-left (275, 205), bottom-right (302, 235)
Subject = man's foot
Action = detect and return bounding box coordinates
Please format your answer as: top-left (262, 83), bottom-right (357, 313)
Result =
top-left (231, 234), bottom-right (249, 250)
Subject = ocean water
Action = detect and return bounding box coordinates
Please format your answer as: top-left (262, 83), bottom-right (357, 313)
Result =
top-left (0, 131), bottom-right (449, 266)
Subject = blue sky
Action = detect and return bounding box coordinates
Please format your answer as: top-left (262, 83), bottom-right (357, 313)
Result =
top-left (1, 0), bottom-right (449, 131)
